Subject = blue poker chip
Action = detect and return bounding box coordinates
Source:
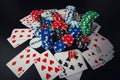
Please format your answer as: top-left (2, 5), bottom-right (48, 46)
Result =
top-left (41, 28), bottom-right (53, 37)
top-left (42, 44), bottom-right (52, 50)
top-left (42, 19), bottom-right (52, 26)
top-left (54, 40), bottom-right (66, 52)
top-left (68, 27), bottom-right (81, 38)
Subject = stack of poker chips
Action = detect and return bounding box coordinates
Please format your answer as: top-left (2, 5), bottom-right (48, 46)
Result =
top-left (19, 5), bottom-right (100, 52)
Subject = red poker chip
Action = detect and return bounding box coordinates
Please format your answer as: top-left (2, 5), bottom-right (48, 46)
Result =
top-left (62, 34), bottom-right (74, 46)
top-left (30, 9), bottom-right (43, 21)
top-left (52, 13), bottom-right (63, 21)
top-left (60, 22), bottom-right (68, 30)
top-left (51, 21), bottom-right (61, 29)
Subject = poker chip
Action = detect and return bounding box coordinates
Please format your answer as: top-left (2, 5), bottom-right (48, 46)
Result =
top-left (68, 27), bottom-right (81, 38)
top-left (30, 9), bottom-right (43, 21)
top-left (52, 13), bottom-right (63, 21)
top-left (54, 40), bottom-right (66, 52)
top-left (62, 34), bottom-right (74, 47)
top-left (29, 37), bottom-right (42, 49)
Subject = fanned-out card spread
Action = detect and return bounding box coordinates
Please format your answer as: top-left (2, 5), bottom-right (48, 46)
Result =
top-left (7, 5), bottom-right (115, 80)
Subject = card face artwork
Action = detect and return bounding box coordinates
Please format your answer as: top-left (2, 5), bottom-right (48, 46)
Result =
top-left (34, 50), bottom-right (63, 80)
top-left (54, 49), bottom-right (87, 78)
top-left (6, 46), bottom-right (40, 78)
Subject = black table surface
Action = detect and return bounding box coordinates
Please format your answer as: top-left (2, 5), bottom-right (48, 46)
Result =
top-left (0, 0), bottom-right (120, 80)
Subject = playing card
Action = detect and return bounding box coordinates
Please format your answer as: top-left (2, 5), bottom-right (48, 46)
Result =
top-left (20, 15), bottom-right (34, 27)
top-left (41, 9), bottom-right (57, 17)
top-left (10, 29), bottom-right (33, 40)
top-left (66, 71), bottom-right (83, 80)
top-left (91, 22), bottom-right (101, 33)
top-left (82, 49), bottom-right (103, 70)
top-left (29, 21), bottom-right (40, 32)
top-left (57, 9), bottom-right (66, 19)
top-left (7, 37), bottom-right (28, 48)
top-left (6, 46), bottom-right (40, 78)
top-left (99, 49), bottom-right (114, 65)
top-left (88, 33), bottom-right (113, 49)
top-left (54, 49), bottom-right (87, 78)
top-left (34, 50), bottom-right (63, 80)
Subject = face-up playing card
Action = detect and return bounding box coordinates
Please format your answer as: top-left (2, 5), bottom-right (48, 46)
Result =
top-left (7, 37), bottom-right (28, 48)
top-left (20, 15), bottom-right (34, 27)
top-left (88, 33), bottom-right (113, 49)
top-left (99, 49), bottom-right (114, 65)
top-left (34, 50), bottom-right (63, 80)
top-left (66, 71), bottom-right (83, 80)
top-left (54, 49), bottom-right (87, 78)
top-left (10, 29), bottom-right (33, 40)
top-left (82, 49), bottom-right (103, 70)
top-left (6, 46), bottom-right (40, 78)
top-left (88, 33), bottom-right (113, 56)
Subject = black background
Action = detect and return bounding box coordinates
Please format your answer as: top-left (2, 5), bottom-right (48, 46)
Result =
top-left (0, 0), bottom-right (120, 80)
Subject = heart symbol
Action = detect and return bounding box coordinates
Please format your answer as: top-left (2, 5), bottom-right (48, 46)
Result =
top-left (21, 30), bottom-right (25, 32)
top-left (12, 35), bottom-right (16, 38)
top-left (26, 49), bottom-right (30, 52)
top-left (36, 57), bottom-right (41, 62)
top-left (94, 39), bottom-right (98, 42)
top-left (28, 29), bottom-right (32, 32)
top-left (27, 35), bottom-right (31, 37)
top-left (14, 30), bottom-right (18, 33)
top-left (94, 60), bottom-right (98, 63)
top-left (42, 58), bottom-right (47, 63)
top-left (46, 73), bottom-right (51, 79)
top-left (19, 35), bottom-right (23, 38)
top-left (41, 65), bottom-right (46, 71)
top-left (55, 67), bottom-right (60, 73)
top-left (44, 53), bottom-right (48, 57)
top-left (50, 60), bottom-right (54, 65)
top-left (12, 40), bottom-right (16, 43)
top-left (48, 66), bottom-right (53, 72)
top-left (95, 34), bottom-right (99, 36)
top-left (101, 38), bottom-right (105, 40)
top-left (93, 44), bottom-right (97, 48)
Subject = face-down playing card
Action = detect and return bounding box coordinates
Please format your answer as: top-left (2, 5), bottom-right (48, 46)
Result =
top-left (34, 50), bottom-right (63, 80)
top-left (6, 46), bottom-right (40, 78)
top-left (54, 49), bottom-right (88, 78)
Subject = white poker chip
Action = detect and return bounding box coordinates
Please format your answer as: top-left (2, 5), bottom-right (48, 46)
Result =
top-left (29, 37), bottom-right (42, 49)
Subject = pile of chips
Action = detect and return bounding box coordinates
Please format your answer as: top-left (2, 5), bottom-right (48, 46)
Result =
top-left (19, 5), bottom-right (101, 52)
top-left (7, 5), bottom-right (115, 80)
